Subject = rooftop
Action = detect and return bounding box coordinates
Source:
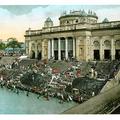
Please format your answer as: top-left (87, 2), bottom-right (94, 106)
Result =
top-left (59, 10), bottom-right (98, 19)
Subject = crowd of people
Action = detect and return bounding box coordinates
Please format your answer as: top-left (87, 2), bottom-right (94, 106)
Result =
top-left (0, 56), bottom-right (120, 104)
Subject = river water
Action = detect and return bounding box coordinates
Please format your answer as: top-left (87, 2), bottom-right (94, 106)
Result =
top-left (0, 87), bottom-right (77, 114)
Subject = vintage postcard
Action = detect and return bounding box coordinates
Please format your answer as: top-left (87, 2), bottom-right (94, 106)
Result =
top-left (0, 2), bottom-right (120, 119)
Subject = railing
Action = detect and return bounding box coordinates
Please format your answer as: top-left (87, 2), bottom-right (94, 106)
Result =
top-left (25, 21), bottom-right (120, 36)
top-left (91, 21), bottom-right (120, 29)
top-left (25, 30), bottom-right (42, 36)
top-left (42, 25), bottom-right (77, 33)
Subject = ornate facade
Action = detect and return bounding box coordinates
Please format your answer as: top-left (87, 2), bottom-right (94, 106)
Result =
top-left (25, 10), bottom-right (120, 61)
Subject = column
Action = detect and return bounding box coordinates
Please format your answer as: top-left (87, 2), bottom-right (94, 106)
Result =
top-left (28, 42), bottom-right (31, 58)
top-left (65, 38), bottom-right (68, 59)
top-left (48, 40), bottom-right (51, 59)
top-left (42, 40), bottom-right (44, 59)
top-left (73, 38), bottom-right (75, 58)
top-left (85, 36), bottom-right (91, 61)
top-left (84, 37), bottom-right (87, 61)
top-left (100, 38), bottom-right (103, 60)
top-left (58, 38), bottom-right (61, 60)
top-left (75, 37), bottom-right (80, 60)
top-left (51, 39), bottom-right (54, 58)
top-left (35, 43), bottom-right (38, 59)
top-left (89, 37), bottom-right (93, 61)
top-left (111, 37), bottom-right (115, 60)
top-left (25, 40), bottom-right (29, 55)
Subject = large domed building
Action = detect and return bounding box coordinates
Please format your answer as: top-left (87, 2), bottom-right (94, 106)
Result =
top-left (25, 10), bottom-right (120, 61)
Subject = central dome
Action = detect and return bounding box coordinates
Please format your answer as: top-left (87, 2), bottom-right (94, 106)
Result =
top-left (59, 10), bottom-right (98, 26)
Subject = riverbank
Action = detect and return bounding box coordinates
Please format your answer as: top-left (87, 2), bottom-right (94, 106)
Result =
top-left (1, 57), bottom-right (120, 108)
top-left (0, 87), bottom-right (77, 114)
top-left (0, 79), bottom-right (74, 104)
top-left (0, 57), bottom-right (89, 103)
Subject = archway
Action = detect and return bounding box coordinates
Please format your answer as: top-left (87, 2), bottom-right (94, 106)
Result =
top-left (94, 50), bottom-right (100, 60)
top-left (31, 50), bottom-right (35, 59)
top-left (37, 51), bottom-right (42, 60)
top-left (115, 40), bottom-right (120, 60)
top-left (104, 50), bottom-right (111, 60)
top-left (30, 43), bottom-right (35, 59)
top-left (93, 41), bottom-right (100, 60)
top-left (37, 43), bottom-right (42, 60)
top-left (115, 50), bottom-right (120, 60)
top-left (104, 40), bottom-right (111, 60)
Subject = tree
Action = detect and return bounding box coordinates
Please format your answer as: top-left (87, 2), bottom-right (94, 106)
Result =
top-left (7, 38), bottom-right (21, 53)
top-left (0, 42), bottom-right (6, 50)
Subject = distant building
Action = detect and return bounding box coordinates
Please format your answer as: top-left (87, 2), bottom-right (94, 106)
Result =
top-left (25, 10), bottom-right (120, 61)
top-left (5, 42), bottom-right (25, 54)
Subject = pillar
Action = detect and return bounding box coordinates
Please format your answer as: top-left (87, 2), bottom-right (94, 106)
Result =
top-left (65, 38), bottom-right (68, 59)
top-left (35, 42), bottom-right (38, 58)
top-left (28, 42), bottom-right (31, 57)
top-left (58, 38), bottom-right (61, 60)
top-left (85, 36), bottom-right (90, 61)
top-left (100, 38), bottom-right (103, 60)
top-left (25, 40), bottom-right (29, 55)
top-left (48, 40), bottom-right (51, 59)
top-left (42, 40), bottom-right (44, 59)
top-left (75, 37), bottom-right (78, 60)
top-left (111, 37), bottom-right (115, 60)
top-left (73, 38), bottom-right (75, 58)
top-left (51, 39), bottom-right (54, 58)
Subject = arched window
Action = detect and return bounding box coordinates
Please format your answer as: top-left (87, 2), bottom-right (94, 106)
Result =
top-left (115, 40), bottom-right (120, 49)
top-left (76, 19), bottom-right (78, 23)
top-left (37, 43), bottom-right (42, 51)
top-left (31, 43), bottom-right (35, 50)
top-left (66, 20), bottom-right (69, 24)
top-left (93, 41), bottom-right (100, 49)
top-left (104, 40), bottom-right (111, 48)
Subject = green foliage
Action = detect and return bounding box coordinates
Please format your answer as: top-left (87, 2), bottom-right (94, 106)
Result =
top-left (6, 38), bottom-right (21, 53)
top-left (0, 42), bottom-right (6, 50)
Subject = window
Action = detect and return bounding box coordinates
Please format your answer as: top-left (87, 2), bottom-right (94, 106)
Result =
top-left (80, 48), bottom-right (83, 55)
top-left (76, 20), bottom-right (78, 23)
top-left (66, 20), bottom-right (69, 23)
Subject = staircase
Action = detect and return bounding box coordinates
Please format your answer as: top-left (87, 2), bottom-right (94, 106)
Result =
top-left (0, 56), bottom-right (16, 64)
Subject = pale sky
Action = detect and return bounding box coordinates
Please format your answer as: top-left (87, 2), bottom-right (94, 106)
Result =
top-left (0, 5), bottom-right (120, 42)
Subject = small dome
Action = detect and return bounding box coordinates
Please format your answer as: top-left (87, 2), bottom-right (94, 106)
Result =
top-left (45, 17), bottom-right (53, 22)
top-left (102, 18), bottom-right (109, 23)
top-left (44, 17), bottom-right (53, 28)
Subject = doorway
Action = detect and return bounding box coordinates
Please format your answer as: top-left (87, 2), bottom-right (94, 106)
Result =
top-left (68, 50), bottom-right (73, 60)
top-left (61, 50), bottom-right (65, 60)
top-left (104, 50), bottom-right (111, 60)
top-left (54, 51), bottom-right (58, 60)
top-left (115, 49), bottom-right (120, 60)
top-left (37, 51), bottom-right (42, 60)
top-left (94, 50), bottom-right (100, 60)
top-left (31, 50), bottom-right (35, 59)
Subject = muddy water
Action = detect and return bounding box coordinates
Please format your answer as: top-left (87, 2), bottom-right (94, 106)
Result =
top-left (0, 87), bottom-right (77, 114)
